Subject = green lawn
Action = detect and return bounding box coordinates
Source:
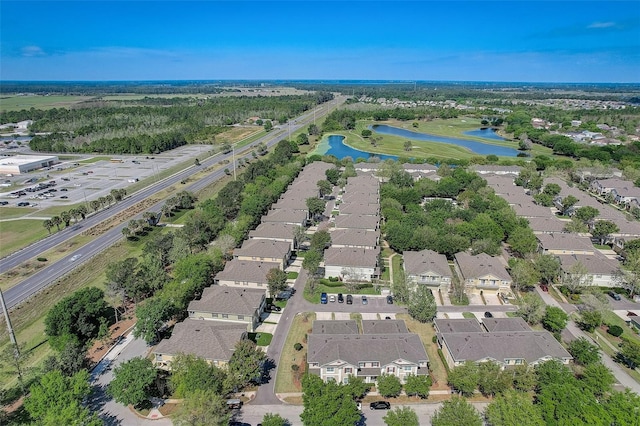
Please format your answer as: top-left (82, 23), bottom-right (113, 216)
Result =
top-left (0, 219), bottom-right (49, 259)
top-left (0, 94), bottom-right (93, 111)
top-left (275, 313), bottom-right (315, 393)
top-left (287, 271), bottom-right (299, 280)
top-left (462, 312), bottom-right (476, 319)
top-left (392, 254), bottom-right (403, 285)
top-left (249, 332), bottom-right (273, 347)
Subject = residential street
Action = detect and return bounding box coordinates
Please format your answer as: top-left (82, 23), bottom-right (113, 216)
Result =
top-left (534, 286), bottom-right (640, 394)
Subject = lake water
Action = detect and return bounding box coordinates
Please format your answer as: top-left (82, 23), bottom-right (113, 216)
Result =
top-left (316, 134), bottom-right (398, 161)
top-left (463, 128), bottom-right (506, 141)
top-left (371, 124), bottom-right (519, 157)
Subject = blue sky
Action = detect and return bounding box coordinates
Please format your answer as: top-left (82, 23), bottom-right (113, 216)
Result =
top-left (1, 1), bottom-right (639, 82)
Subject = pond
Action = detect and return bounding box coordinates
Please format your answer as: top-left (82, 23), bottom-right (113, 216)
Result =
top-left (315, 134), bottom-right (398, 161)
top-left (371, 125), bottom-right (519, 157)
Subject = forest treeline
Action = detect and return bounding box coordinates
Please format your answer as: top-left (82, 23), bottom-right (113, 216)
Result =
top-left (8, 93), bottom-right (333, 154)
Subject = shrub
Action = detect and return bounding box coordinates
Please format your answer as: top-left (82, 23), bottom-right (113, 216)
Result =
top-left (329, 276), bottom-right (339, 282)
top-left (432, 335), bottom-right (438, 344)
top-left (37, 257), bottom-right (47, 262)
top-left (291, 364), bottom-right (299, 372)
top-left (294, 343), bottom-right (303, 351)
top-left (607, 325), bottom-right (624, 337)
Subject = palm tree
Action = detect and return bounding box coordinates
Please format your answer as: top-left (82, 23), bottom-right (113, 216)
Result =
top-left (122, 227), bottom-right (131, 239)
top-left (105, 194), bottom-right (114, 206)
top-left (77, 205), bottom-right (88, 220)
top-left (161, 204), bottom-right (171, 218)
top-left (60, 211), bottom-right (72, 227)
top-left (51, 216), bottom-right (62, 231)
top-left (128, 219), bottom-right (139, 235)
top-left (90, 200), bottom-right (101, 212)
top-left (98, 196), bottom-right (107, 208)
top-left (43, 219), bottom-right (53, 234)
top-left (69, 208), bottom-right (80, 223)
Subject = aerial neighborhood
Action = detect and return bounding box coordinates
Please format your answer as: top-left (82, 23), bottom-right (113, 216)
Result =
top-left (1, 81), bottom-right (640, 426)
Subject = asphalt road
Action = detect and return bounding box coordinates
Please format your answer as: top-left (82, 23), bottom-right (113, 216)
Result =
top-left (1, 97), bottom-right (343, 312)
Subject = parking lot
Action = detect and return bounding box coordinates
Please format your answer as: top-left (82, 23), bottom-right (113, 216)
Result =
top-left (0, 144), bottom-right (209, 208)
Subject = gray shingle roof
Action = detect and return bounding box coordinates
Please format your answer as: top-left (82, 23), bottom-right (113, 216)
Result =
top-left (324, 247), bottom-right (379, 268)
top-left (308, 333), bottom-right (429, 366)
top-left (455, 252), bottom-right (511, 282)
top-left (312, 320), bottom-right (359, 335)
top-left (361, 320), bottom-right (408, 334)
top-left (262, 209), bottom-right (308, 224)
top-left (334, 214), bottom-right (379, 230)
top-left (153, 319), bottom-right (247, 362)
top-left (330, 228), bottom-right (379, 247)
top-left (403, 250), bottom-right (452, 278)
top-left (482, 318), bottom-right (530, 332)
top-left (339, 202), bottom-right (380, 215)
top-left (249, 222), bottom-right (297, 240)
top-left (215, 259), bottom-right (280, 284)
top-left (557, 253), bottom-right (619, 275)
top-left (434, 319), bottom-right (485, 333)
top-left (188, 286), bottom-right (265, 316)
top-left (536, 233), bottom-right (594, 252)
top-left (439, 331), bottom-right (572, 364)
top-left (234, 239), bottom-right (290, 259)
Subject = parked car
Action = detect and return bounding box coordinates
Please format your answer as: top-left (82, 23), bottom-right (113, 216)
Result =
top-left (60, 188), bottom-right (68, 191)
top-left (609, 291), bottom-right (622, 301)
top-left (346, 294), bottom-right (353, 304)
top-left (386, 295), bottom-right (393, 304)
top-left (226, 399), bottom-right (242, 409)
top-left (369, 401), bottom-right (391, 410)
top-left (60, 196), bottom-right (69, 199)
top-left (266, 304), bottom-right (281, 312)
top-left (484, 312), bottom-right (493, 318)
top-left (338, 293), bottom-right (344, 303)
top-left (384, 316), bottom-right (392, 320)
top-left (329, 294), bottom-right (336, 303)
top-left (0, 201), bottom-right (8, 205)
top-left (362, 295), bottom-right (368, 305)
top-left (321, 293), bottom-right (328, 304)
top-left (540, 284), bottom-right (549, 292)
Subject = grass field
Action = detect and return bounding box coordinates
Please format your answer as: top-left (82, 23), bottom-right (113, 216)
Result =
top-left (0, 219), bottom-right (50, 260)
top-left (0, 95), bottom-right (93, 111)
top-left (275, 312), bottom-right (315, 393)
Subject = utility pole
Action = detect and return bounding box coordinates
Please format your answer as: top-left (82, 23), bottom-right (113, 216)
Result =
top-left (232, 145), bottom-right (236, 181)
top-left (0, 288), bottom-right (18, 350)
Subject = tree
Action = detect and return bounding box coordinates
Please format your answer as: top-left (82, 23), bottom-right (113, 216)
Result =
top-left (384, 406), bottom-right (419, 426)
top-left (618, 339), bottom-right (640, 368)
top-left (538, 381), bottom-right (610, 425)
top-left (343, 375), bottom-right (371, 400)
top-left (108, 357), bottom-right (157, 407)
top-left (44, 287), bottom-right (110, 351)
top-left (105, 257), bottom-right (140, 304)
top-left (296, 133), bottom-right (309, 145)
top-left (308, 123), bottom-right (320, 135)
top-left (43, 219), bottom-right (53, 234)
top-left (508, 258), bottom-right (540, 294)
top-left (404, 140), bottom-right (413, 151)
top-left (559, 195), bottom-right (579, 216)
top-left (361, 129), bottom-right (372, 138)
top-left (567, 337), bottom-right (600, 365)
top-left (477, 361), bottom-right (510, 397)
top-left (24, 370), bottom-right (101, 426)
top-left (510, 364), bottom-right (537, 391)
top-left (516, 292), bottom-right (545, 325)
top-left (614, 254), bottom-right (640, 299)
top-left (0, 342), bottom-right (33, 395)
top-left (266, 268), bottom-right (288, 297)
top-left (261, 413), bottom-right (290, 426)
top-left (377, 373), bottom-right (402, 397)
top-left (133, 297), bottom-right (174, 344)
top-left (484, 390), bottom-right (544, 426)
top-left (317, 179), bottom-right (333, 198)
top-left (603, 389), bottom-right (640, 426)
top-left (60, 210), bottom-right (72, 227)
top-left (169, 354), bottom-right (227, 398)
top-left (542, 306), bottom-right (568, 333)
top-left (535, 359), bottom-right (575, 390)
top-left (302, 249), bottom-right (322, 276)
top-left (577, 309), bottom-right (602, 333)
top-left (431, 396), bottom-right (482, 426)
top-left (580, 362), bottom-right (615, 397)
top-left (561, 261), bottom-right (593, 294)
top-left (507, 227), bottom-right (538, 257)
top-left (575, 206), bottom-right (600, 223)
top-left (325, 168), bottom-right (340, 185)
top-left (592, 220), bottom-right (619, 245)
top-left (292, 225), bottom-right (309, 250)
top-left (534, 254), bottom-right (561, 284)
top-left (390, 269), bottom-right (411, 304)
top-left (51, 215), bottom-right (62, 231)
top-left (301, 374), bottom-right (360, 426)
top-left (447, 362), bottom-right (478, 396)
top-left (407, 285), bottom-right (437, 323)
top-left (173, 389), bottom-right (230, 426)
top-left (228, 340), bottom-right (266, 388)
top-left (306, 197), bottom-right (326, 221)
top-left (403, 373), bottom-right (431, 398)
top-left (263, 120), bottom-right (273, 131)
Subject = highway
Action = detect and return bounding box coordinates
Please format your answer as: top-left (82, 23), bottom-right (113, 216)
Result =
top-left (1, 97), bottom-right (343, 312)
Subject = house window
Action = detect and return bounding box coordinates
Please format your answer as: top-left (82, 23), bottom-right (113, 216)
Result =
top-left (344, 367), bottom-right (352, 374)
top-left (359, 362), bottom-right (365, 368)
top-left (386, 367), bottom-right (395, 373)
top-left (404, 366), bottom-right (412, 372)
top-left (212, 313), bottom-right (218, 318)
top-left (222, 314), bottom-right (228, 319)
top-left (515, 359), bottom-right (523, 365)
top-left (343, 377), bottom-right (349, 384)
top-left (238, 315), bottom-right (244, 320)
top-left (371, 362), bottom-right (379, 367)
top-left (326, 367), bottom-right (335, 373)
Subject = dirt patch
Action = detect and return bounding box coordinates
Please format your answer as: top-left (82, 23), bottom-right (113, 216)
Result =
top-left (87, 314), bottom-right (137, 365)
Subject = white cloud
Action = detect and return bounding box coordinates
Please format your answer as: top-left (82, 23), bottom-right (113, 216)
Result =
top-left (588, 22), bottom-right (616, 29)
top-left (21, 45), bottom-right (45, 57)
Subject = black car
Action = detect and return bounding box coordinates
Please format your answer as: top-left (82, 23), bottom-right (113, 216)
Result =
top-left (267, 304), bottom-right (281, 312)
top-left (484, 311), bottom-right (493, 318)
top-left (338, 293), bottom-right (344, 303)
top-left (346, 294), bottom-right (353, 304)
top-left (386, 295), bottom-right (393, 304)
top-left (608, 291), bottom-right (622, 301)
top-left (370, 401), bottom-right (391, 410)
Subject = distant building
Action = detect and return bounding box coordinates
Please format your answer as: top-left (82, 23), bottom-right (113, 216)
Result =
top-left (0, 155), bottom-right (59, 175)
